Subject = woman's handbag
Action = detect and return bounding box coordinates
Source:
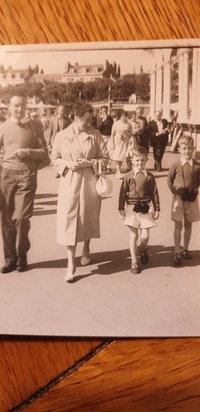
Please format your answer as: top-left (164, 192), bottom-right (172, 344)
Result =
top-left (96, 160), bottom-right (113, 197)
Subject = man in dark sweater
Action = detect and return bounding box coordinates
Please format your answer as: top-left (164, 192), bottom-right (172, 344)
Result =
top-left (0, 94), bottom-right (50, 273)
top-left (118, 146), bottom-right (160, 274)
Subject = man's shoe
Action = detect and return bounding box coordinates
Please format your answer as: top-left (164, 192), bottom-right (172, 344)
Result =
top-left (1, 260), bottom-right (17, 273)
top-left (17, 256), bottom-right (27, 272)
top-left (140, 248), bottom-right (149, 265)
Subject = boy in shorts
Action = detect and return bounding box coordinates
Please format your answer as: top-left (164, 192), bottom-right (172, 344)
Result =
top-left (118, 146), bottom-right (160, 274)
top-left (167, 135), bottom-right (200, 265)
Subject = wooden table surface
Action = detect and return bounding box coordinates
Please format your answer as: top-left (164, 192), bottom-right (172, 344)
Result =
top-left (0, 1), bottom-right (200, 411)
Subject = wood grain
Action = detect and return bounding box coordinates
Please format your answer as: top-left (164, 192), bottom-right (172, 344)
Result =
top-left (0, 0), bottom-right (200, 411)
top-left (0, 338), bottom-right (105, 411)
top-left (20, 339), bottom-right (200, 412)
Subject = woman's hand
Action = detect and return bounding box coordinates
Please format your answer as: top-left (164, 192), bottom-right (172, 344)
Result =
top-left (66, 161), bottom-right (81, 171)
top-left (76, 158), bottom-right (92, 168)
top-left (14, 148), bottom-right (29, 158)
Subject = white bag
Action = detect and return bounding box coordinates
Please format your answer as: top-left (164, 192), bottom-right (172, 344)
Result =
top-left (96, 160), bottom-right (113, 197)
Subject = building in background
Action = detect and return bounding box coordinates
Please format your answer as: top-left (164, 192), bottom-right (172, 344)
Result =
top-left (149, 47), bottom-right (200, 152)
top-left (0, 64), bottom-right (39, 87)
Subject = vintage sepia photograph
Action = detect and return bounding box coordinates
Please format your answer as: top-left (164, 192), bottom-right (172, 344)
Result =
top-left (0, 39), bottom-right (200, 336)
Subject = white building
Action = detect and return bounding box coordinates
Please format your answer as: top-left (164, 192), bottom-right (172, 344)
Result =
top-left (150, 47), bottom-right (200, 150)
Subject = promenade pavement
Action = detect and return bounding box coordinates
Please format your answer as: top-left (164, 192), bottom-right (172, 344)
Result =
top-left (0, 148), bottom-right (200, 337)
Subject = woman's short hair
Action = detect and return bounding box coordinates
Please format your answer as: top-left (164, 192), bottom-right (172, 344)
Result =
top-left (73, 102), bottom-right (93, 118)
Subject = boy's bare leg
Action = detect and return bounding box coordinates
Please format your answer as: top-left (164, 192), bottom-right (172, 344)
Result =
top-left (129, 227), bottom-right (138, 264)
top-left (174, 221), bottom-right (182, 254)
top-left (183, 221), bottom-right (192, 251)
top-left (140, 228), bottom-right (149, 250)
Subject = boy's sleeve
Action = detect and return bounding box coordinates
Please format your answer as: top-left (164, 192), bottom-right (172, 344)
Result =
top-left (151, 175), bottom-right (160, 211)
top-left (167, 164), bottom-right (176, 193)
top-left (118, 177), bottom-right (128, 211)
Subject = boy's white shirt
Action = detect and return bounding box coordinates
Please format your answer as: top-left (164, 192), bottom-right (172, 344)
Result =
top-left (133, 168), bottom-right (148, 177)
top-left (181, 158), bottom-right (193, 166)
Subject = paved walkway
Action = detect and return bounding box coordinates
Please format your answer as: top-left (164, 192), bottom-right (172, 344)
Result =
top-left (0, 149), bottom-right (200, 337)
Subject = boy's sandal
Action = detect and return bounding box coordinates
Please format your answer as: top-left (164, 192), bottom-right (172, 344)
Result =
top-left (130, 263), bottom-right (141, 274)
top-left (173, 253), bottom-right (182, 266)
top-left (182, 250), bottom-right (192, 260)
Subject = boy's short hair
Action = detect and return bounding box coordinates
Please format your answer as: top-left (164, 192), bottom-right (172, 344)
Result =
top-left (178, 135), bottom-right (194, 147)
top-left (130, 146), bottom-right (148, 158)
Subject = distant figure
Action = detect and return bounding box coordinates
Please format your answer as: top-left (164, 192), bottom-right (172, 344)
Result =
top-left (47, 105), bottom-right (71, 151)
top-left (110, 110), bottom-right (132, 178)
top-left (0, 94), bottom-right (50, 273)
top-left (148, 110), bottom-right (169, 171)
top-left (169, 112), bottom-right (183, 153)
top-left (133, 106), bottom-right (150, 153)
top-left (40, 111), bottom-right (49, 132)
top-left (30, 111), bottom-right (40, 121)
top-left (99, 105), bottom-right (113, 172)
top-left (47, 105), bottom-right (71, 178)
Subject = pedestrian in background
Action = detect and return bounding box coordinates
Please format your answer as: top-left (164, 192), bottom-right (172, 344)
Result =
top-left (148, 110), bottom-right (169, 171)
top-left (110, 110), bottom-right (132, 178)
top-left (0, 94), bottom-right (50, 273)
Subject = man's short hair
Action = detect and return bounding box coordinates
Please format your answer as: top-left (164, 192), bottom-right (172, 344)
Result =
top-left (178, 135), bottom-right (194, 147)
top-left (9, 94), bottom-right (27, 103)
top-left (130, 146), bottom-right (148, 158)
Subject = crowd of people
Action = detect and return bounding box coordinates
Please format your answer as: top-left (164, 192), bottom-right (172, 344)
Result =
top-left (0, 94), bottom-right (199, 282)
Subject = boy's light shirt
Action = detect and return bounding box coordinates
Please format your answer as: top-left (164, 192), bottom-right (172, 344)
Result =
top-left (133, 168), bottom-right (148, 177)
top-left (181, 157), bottom-right (193, 166)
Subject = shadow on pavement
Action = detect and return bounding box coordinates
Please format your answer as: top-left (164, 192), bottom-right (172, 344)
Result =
top-left (28, 247), bottom-right (200, 278)
top-left (35, 193), bottom-right (58, 199)
top-left (33, 209), bottom-right (57, 216)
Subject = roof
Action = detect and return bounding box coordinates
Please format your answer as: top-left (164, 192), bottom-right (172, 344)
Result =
top-left (30, 73), bottom-right (62, 82)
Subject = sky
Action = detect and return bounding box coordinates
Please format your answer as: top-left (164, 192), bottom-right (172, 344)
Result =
top-left (0, 46), bottom-right (154, 76)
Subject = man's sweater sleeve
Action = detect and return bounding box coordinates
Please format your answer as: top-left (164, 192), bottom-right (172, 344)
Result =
top-left (27, 121), bottom-right (50, 161)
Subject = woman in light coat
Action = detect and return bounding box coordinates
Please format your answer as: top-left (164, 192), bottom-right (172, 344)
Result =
top-left (51, 103), bottom-right (108, 282)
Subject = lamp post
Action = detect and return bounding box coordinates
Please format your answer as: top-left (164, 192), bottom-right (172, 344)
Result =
top-left (108, 83), bottom-right (112, 113)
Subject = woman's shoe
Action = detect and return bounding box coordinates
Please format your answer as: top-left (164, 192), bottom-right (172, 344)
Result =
top-left (80, 256), bottom-right (91, 266)
top-left (130, 263), bottom-right (141, 274)
top-left (64, 267), bottom-right (76, 282)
